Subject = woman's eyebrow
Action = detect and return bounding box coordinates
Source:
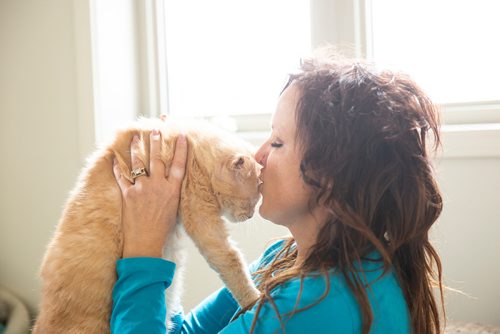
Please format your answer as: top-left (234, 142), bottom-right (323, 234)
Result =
top-left (271, 126), bottom-right (281, 137)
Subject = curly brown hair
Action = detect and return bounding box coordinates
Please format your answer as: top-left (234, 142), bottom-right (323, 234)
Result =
top-left (241, 50), bottom-right (445, 334)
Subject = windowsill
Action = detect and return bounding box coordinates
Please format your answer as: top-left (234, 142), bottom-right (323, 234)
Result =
top-left (440, 101), bottom-right (500, 125)
top-left (239, 124), bottom-right (500, 159)
top-left (439, 123), bottom-right (500, 159)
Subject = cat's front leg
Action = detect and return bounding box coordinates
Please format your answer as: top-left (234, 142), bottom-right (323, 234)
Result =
top-left (181, 212), bottom-right (260, 308)
top-left (162, 224), bottom-right (186, 331)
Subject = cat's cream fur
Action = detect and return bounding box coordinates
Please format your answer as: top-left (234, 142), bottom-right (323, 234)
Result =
top-left (33, 118), bottom-right (261, 333)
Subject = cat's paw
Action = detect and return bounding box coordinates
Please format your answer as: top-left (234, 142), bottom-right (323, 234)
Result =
top-left (238, 287), bottom-right (261, 309)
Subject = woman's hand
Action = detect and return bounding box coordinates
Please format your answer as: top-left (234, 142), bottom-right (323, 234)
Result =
top-left (112, 129), bottom-right (188, 258)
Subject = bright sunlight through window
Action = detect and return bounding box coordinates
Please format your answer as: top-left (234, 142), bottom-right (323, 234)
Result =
top-left (163, 1), bottom-right (310, 117)
top-left (369, 0), bottom-right (500, 104)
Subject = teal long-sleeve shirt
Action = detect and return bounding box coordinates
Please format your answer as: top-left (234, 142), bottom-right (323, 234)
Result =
top-left (111, 240), bottom-right (411, 333)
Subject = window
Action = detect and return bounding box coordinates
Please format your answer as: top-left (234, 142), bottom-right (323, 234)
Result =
top-left (77, 0), bottom-right (500, 159)
top-left (367, 0), bottom-right (500, 104)
top-left (162, 0), bottom-right (310, 118)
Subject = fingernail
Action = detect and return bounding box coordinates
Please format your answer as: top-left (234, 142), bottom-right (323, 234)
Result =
top-left (133, 135), bottom-right (139, 142)
top-left (178, 134), bottom-right (186, 143)
top-left (113, 157), bottom-right (117, 166)
top-left (151, 129), bottom-right (160, 140)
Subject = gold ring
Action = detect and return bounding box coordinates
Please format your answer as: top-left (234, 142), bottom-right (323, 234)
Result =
top-left (131, 167), bottom-right (148, 179)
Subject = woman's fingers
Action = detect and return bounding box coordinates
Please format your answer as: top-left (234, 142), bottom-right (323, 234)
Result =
top-left (114, 131), bottom-right (184, 190)
top-left (130, 135), bottom-right (147, 184)
top-left (168, 134), bottom-right (188, 187)
top-left (112, 157), bottom-right (131, 191)
top-left (149, 129), bottom-right (164, 178)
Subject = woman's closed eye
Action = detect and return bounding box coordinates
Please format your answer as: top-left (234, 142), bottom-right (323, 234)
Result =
top-left (271, 142), bottom-right (283, 148)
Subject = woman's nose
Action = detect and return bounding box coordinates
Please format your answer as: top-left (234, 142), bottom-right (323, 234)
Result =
top-left (254, 143), bottom-right (267, 167)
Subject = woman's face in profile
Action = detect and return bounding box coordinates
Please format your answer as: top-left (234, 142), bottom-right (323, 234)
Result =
top-left (254, 84), bottom-right (314, 227)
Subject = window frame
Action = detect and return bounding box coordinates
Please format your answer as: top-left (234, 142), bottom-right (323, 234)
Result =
top-left (75, 0), bottom-right (500, 161)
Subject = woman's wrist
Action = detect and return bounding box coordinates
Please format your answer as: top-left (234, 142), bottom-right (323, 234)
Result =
top-left (122, 242), bottom-right (164, 258)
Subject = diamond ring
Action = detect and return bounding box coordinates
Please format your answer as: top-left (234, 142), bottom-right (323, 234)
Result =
top-left (131, 167), bottom-right (148, 179)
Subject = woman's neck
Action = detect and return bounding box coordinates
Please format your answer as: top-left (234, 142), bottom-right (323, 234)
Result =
top-left (288, 206), bottom-right (330, 268)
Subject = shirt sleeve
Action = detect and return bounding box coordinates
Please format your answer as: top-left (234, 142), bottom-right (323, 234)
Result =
top-left (170, 287), bottom-right (238, 334)
top-left (219, 279), bottom-right (356, 334)
top-left (110, 257), bottom-right (256, 334)
top-left (175, 240), bottom-right (287, 333)
top-left (169, 248), bottom-right (274, 334)
top-left (111, 257), bottom-right (176, 334)
top-left (111, 240), bottom-right (287, 334)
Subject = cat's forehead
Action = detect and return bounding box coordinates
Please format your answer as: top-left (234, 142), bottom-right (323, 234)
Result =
top-left (222, 143), bottom-right (256, 160)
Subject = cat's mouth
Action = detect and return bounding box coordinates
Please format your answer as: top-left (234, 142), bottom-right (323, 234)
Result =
top-left (236, 213), bottom-right (252, 221)
top-left (237, 209), bottom-right (255, 221)
top-left (231, 208), bottom-right (256, 222)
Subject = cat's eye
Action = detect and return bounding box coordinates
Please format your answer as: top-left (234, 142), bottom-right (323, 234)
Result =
top-left (271, 142), bottom-right (283, 148)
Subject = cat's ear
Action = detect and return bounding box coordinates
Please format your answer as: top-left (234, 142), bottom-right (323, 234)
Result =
top-left (232, 156), bottom-right (245, 170)
top-left (230, 156), bottom-right (253, 179)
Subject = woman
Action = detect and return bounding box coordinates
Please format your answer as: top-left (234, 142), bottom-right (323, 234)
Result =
top-left (111, 51), bottom-right (445, 333)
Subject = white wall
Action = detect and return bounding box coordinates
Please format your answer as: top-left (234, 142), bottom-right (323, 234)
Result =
top-left (433, 157), bottom-right (500, 326)
top-left (0, 0), bottom-right (499, 328)
top-left (0, 0), bottom-right (82, 321)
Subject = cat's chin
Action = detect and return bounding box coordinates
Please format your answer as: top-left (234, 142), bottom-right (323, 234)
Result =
top-left (224, 211), bottom-right (255, 223)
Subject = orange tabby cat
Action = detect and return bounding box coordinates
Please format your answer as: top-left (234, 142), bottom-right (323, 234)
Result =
top-left (33, 118), bottom-right (261, 333)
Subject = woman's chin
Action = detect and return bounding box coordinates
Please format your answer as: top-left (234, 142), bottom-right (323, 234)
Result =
top-left (258, 204), bottom-right (265, 217)
top-left (258, 203), bottom-right (269, 220)
top-left (258, 203), bottom-right (278, 225)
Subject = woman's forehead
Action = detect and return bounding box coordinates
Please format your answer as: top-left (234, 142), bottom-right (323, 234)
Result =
top-left (271, 110), bottom-right (293, 137)
top-left (271, 85), bottom-right (301, 136)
